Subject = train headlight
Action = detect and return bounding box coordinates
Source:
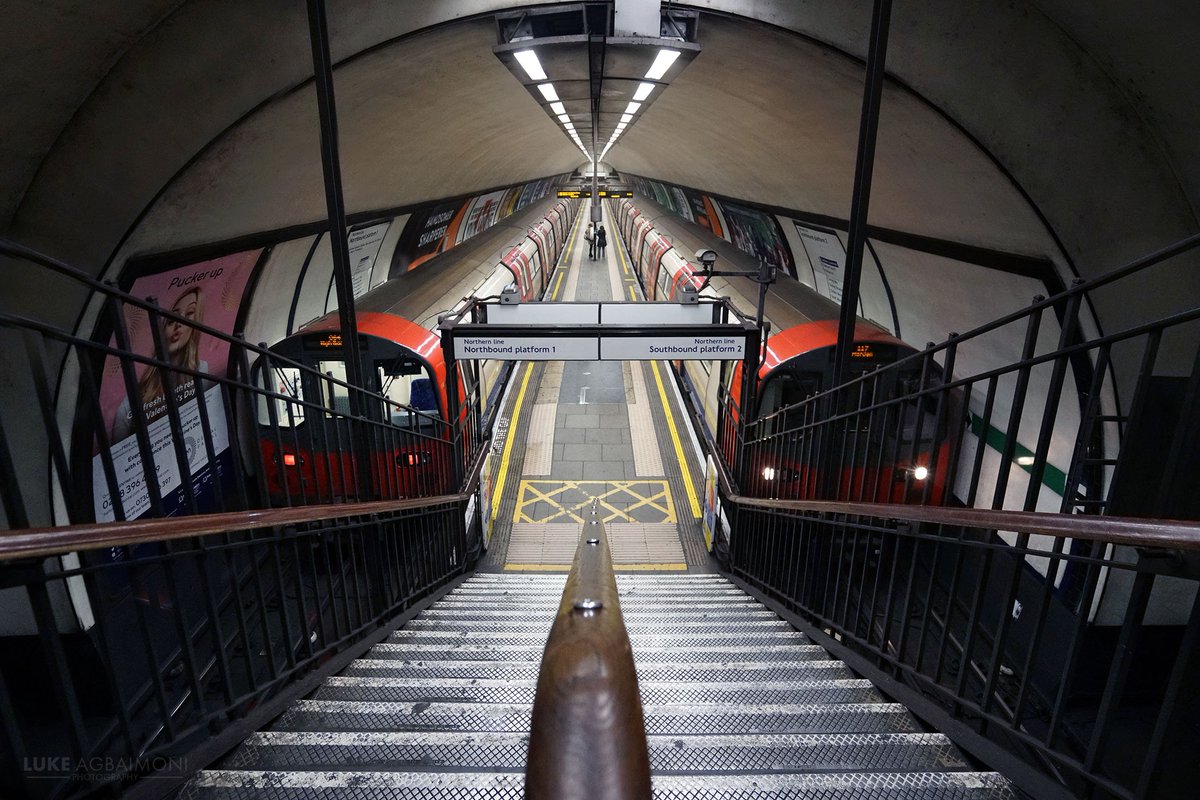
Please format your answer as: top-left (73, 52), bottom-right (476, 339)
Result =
top-left (762, 466), bottom-right (777, 481)
top-left (912, 465), bottom-right (929, 481)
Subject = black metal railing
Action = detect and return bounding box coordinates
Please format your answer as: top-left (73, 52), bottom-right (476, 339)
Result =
top-left (0, 237), bottom-right (490, 533)
top-left (0, 498), bottom-right (470, 799)
top-left (695, 234), bottom-right (1200, 798)
top-left (724, 233), bottom-right (1200, 522)
top-left (0, 239), bottom-right (494, 798)
top-left (719, 499), bottom-right (1200, 800)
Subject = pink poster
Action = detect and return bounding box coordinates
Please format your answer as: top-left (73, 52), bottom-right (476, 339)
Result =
top-left (93, 249), bottom-right (261, 521)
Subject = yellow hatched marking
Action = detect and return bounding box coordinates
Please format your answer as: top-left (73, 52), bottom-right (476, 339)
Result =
top-left (514, 480), bottom-right (676, 524)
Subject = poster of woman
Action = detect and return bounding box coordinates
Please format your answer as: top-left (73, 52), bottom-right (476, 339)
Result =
top-left (93, 249), bottom-right (261, 522)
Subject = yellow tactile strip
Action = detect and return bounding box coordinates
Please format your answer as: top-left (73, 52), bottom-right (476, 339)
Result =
top-left (514, 479), bottom-right (676, 524)
top-left (627, 361), bottom-right (665, 476)
top-left (523, 403), bottom-right (557, 475)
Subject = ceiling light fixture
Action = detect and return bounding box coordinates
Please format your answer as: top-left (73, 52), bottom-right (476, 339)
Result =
top-left (624, 102), bottom-right (642, 115)
top-left (645, 49), bottom-right (680, 80)
top-left (514, 50), bottom-right (547, 81)
top-left (633, 82), bottom-right (655, 102)
top-left (550, 101), bottom-right (566, 115)
top-left (620, 113), bottom-right (633, 123)
top-left (537, 83), bottom-right (559, 102)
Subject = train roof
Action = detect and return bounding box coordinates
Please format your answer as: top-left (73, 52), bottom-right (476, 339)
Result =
top-left (313, 193), bottom-right (567, 331)
top-left (619, 195), bottom-right (871, 334)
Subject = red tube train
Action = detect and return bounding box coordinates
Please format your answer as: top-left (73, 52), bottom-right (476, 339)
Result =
top-left (254, 196), bottom-right (579, 505)
top-left (609, 196), bottom-right (959, 504)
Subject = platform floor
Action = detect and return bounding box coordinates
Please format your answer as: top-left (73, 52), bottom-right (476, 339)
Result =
top-left (481, 205), bottom-right (711, 573)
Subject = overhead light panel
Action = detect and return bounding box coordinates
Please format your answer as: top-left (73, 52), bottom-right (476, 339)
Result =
top-left (514, 50), bottom-right (547, 81)
top-left (645, 49), bottom-right (681, 80)
top-left (620, 113), bottom-right (633, 123)
top-left (624, 102), bottom-right (642, 115)
top-left (633, 82), bottom-right (655, 102)
top-left (537, 83), bottom-right (559, 102)
top-left (550, 101), bottom-right (566, 115)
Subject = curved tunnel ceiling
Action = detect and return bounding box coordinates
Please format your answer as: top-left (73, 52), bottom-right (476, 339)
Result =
top-left (3, 1), bottom-right (1198, 326)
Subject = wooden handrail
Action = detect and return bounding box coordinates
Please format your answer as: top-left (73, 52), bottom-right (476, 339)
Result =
top-left (525, 502), bottom-right (652, 800)
top-left (734, 496), bottom-right (1200, 551)
top-left (0, 494), bottom-right (465, 562)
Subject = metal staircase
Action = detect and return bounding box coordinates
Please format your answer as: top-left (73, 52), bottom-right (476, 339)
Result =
top-left (182, 573), bottom-right (1015, 798)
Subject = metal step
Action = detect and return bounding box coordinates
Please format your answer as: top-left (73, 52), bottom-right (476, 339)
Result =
top-left (312, 677), bottom-right (884, 707)
top-left (418, 607), bottom-right (780, 621)
top-left (341, 658), bottom-right (858, 683)
top-left (432, 598), bottom-right (764, 611)
top-left (181, 571), bottom-right (1013, 798)
top-left (221, 730), bottom-right (967, 774)
top-left (404, 616), bottom-right (794, 633)
top-left (363, 642), bottom-right (832, 664)
top-left (184, 769), bottom-right (1014, 798)
top-left (272, 700), bottom-right (918, 736)
top-left (387, 629), bottom-right (809, 648)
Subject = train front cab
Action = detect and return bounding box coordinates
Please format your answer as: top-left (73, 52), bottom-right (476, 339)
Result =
top-left (724, 324), bottom-right (958, 504)
top-left (254, 314), bottom-right (457, 506)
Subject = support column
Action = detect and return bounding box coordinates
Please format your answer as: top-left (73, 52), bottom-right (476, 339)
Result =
top-left (832, 0), bottom-right (893, 386)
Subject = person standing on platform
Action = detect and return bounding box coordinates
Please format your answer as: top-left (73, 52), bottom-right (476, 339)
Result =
top-left (596, 224), bottom-right (607, 260)
top-left (585, 222), bottom-right (596, 260)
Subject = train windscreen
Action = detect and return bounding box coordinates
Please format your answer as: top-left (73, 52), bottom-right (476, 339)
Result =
top-left (256, 336), bottom-right (439, 428)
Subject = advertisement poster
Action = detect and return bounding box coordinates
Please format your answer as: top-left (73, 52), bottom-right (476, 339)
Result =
top-left (456, 190), bottom-right (508, 244)
top-left (795, 223), bottom-right (847, 304)
top-left (92, 249), bottom-right (261, 523)
top-left (718, 200), bottom-right (795, 277)
top-left (348, 222), bottom-right (391, 297)
top-left (390, 177), bottom-right (563, 277)
top-left (389, 200), bottom-right (464, 275)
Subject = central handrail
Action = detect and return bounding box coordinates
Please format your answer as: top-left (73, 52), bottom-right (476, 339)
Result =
top-left (524, 502), bottom-right (652, 800)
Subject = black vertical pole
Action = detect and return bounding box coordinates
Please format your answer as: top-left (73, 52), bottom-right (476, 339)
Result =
top-left (306, 0), bottom-right (367, 403)
top-left (832, 0), bottom-right (893, 386)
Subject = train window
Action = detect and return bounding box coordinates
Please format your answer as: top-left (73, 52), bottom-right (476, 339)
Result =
top-left (757, 371), bottom-right (822, 435)
top-left (895, 367), bottom-right (943, 444)
top-left (378, 360), bottom-right (440, 427)
top-left (257, 365), bottom-right (306, 426)
top-left (318, 360), bottom-right (353, 418)
top-left (656, 263), bottom-right (670, 299)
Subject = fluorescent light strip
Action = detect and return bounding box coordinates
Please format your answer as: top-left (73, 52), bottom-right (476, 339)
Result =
top-left (558, 115), bottom-right (570, 123)
top-left (624, 102), bottom-right (642, 115)
top-left (633, 82), bottom-right (654, 102)
top-left (537, 83), bottom-right (559, 102)
top-left (620, 113), bottom-right (633, 123)
top-left (645, 49), bottom-right (680, 81)
top-left (515, 50), bottom-right (547, 81)
top-left (550, 101), bottom-right (566, 115)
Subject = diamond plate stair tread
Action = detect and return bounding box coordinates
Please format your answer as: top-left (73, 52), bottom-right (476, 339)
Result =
top-left (341, 659), bottom-right (858, 682)
top-left (418, 608), bottom-right (780, 621)
top-left (184, 770), bottom-right (1013, 799)
top-left (226, 731), bottom-right (967, 774)
top-left (272, 700), bottom-right (918, 735)
top-left (365, 642), bottom-right (832, 664)
top-left (405, 617), bottom-right (794, 633)
top-left (315, 677), bottom-right (885, 706)
top-left (448, 585), bottom-right (748, 597)
top-left (387, 630), bottom-right (809, 648)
